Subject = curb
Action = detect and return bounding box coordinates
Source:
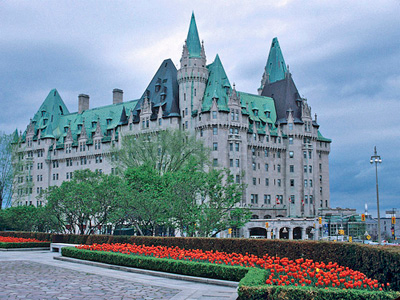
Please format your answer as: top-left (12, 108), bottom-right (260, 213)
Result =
top-left (0, 247), bottom-right (50, 251)
top-left (54, 256), bottom-right (239, 288)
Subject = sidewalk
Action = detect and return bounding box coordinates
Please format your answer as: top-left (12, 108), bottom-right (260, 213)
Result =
top-left (0, 250), bottom-right (238, 300)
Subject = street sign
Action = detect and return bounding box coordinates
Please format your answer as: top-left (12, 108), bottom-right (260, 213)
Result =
top-left (366, 235), bottom-right (371, 240)
top-left (349, 236), bottom-right (352, 242)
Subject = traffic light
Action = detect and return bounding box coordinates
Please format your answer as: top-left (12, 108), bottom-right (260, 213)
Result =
top-left (318, 217), bottom-right (322, 225)
top-left (361, 214), bottom-right (365, 222)
top-left (265, 222), bottom-right (269, 228)
top-left (228, 228), bottom-right (232, 235)
top-left (392, 216), bottom-right (396, 224)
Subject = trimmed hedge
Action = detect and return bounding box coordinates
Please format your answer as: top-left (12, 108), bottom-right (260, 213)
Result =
top-left (0, 231), bottom-right (51, 242)
top-left (61, 247), bottom-right (248, 282)
top-left (237, 268), bottom-right (400, 300)
top-left (2, 231), bottom-right (400, 291)
top-left (0, 242), bottom-right (50, 249)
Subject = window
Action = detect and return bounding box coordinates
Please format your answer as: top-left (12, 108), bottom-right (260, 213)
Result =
top-left (251, 194), bottom-right (258, 204)
top-left (235, 110), bottom-right (239, 121)
top-left (320, 187), bottom-right (323, 194)
top-left (320, 175), bottom-right (322, 183)
top-left (200, 128), bottom-right (203, 137)
top-left (319, 163), bottom-right (322, 171)
top-left (277, 179), bottom-right (281, 187)
top-left (236, 175), bottom-right (240, 183)
top-left (309, 165), bottom-right (312, 173)
top-left (231, 111), bottom-right (235, 121)
top-left (252, 163), bottom-right (256, 171)
top-left (289, 151), bottom-right (294, 158)
top-left (213, 142), bottom-right (218, 151)
top-left (264, 194), bottom-right (271, 204)
top-left (236, 159), bottom-right (240, 167)
top-left (265, 178), bottom-right (269, 186)
top-left (310, 195), bottom-right (313, 204)
top-left (212, 111), bottom-right (217, 119)
top-left (277, 151), bottom-right (281, 158)
top-left (304, 165), bottom-right (307, 173)
top-left (277, 164), bottom-right (281, 173)
top-left (309, 180), bottom-right (313, 187)
top-left (159, 118), bottom-right (162, 126)
top-left (305, 195), bottom-right (308, 204)
top-left (289, 137), bottom-right (293, 144)
top-left (320, 200), bottom-right (323, 207)
top-left (213, 158), bottom-right (218, 167)
top-left (290, 165), bottom-right (294, 173)
top-left (229, 159), bottom-right (233, 167)
top-left (213, 127), bottom-right (218, 135)
top-left (229, 143), bottom-right (233, 151)
top-left (264, 149), bottom-right (268, 157)
top-left (303, 151), bottom-right (307, 159)
top-left (304, 180), bottom-right (308, 188)
top-left (265, 163), bottom-right (269, 172)
top-left (290, 195), bottom-right (295, 204)
top-left (325, 200), bottom-right (328, 207)
top-left (251, 148), bottom-right (255, 156)
top-left (289, 123), bottom-right (293, 130)
top-left (309, 151), bottom-right (312, 159)
top-left (290, 179), bottom-right (294, 187)
top-left (235, 143), bottom-right (239, 151)
top-left (252, 178), bottom-right (256, 185)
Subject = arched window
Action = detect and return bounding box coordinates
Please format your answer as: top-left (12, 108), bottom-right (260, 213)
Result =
top-left (251, 215), bottom-right (259, 220)
top-left (264, 215), bottom-right (272, 219)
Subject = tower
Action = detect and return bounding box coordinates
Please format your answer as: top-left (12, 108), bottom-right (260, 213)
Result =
top-left (177, 12), bottom-right (209, 131)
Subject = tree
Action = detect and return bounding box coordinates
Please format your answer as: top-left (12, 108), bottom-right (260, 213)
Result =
top-left (0, 132), bottom-right (13, 209)
top-left (115, 129), bottom-right (209, 174)
top-left (0, 205), bottom-right (54, 232)
top-left (43, 169), bottom-right (127, 235)
top-left (117, 129), bottom-right (250, 237)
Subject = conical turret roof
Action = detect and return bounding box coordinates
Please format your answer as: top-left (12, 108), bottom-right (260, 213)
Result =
top-left (186, 12), bottom-right (202, 58)
top-left (265, 37), bottom-right (287, 83)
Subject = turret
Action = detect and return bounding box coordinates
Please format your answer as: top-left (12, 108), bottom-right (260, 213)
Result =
top-left (177, 12), bottom-right (209, 131)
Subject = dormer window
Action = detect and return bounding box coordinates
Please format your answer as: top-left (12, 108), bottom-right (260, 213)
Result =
top-left (41, 111), bottom-right (45, 117)
top-left (254, 110), bottom-right (258, 116)
top-left (265, 111), bottom-right (270, 118)
top-left (43, 119), bottom-right (47, 125)
top-left (77, 124), bottom-right (82, 130)
top-left (155, 83), bottom-right (161, 93)
top-left (92, 121), bottom-right (96, 128)
top-left (64, 127), bottom-right (68, 133)
top-left (107, 119), bottom-right (112, 125)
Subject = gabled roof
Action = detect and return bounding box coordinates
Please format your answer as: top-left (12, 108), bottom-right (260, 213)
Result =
top-left (239, 92), bottom-right (277, 134)
top-left (132, 59), bottom-right (180, 121)
top-left (186, 12), bottom-right (202, 58)
top-left (202, 54), bottom-right (231, 112)
top-left (264, 37), bottom-right (287, 84)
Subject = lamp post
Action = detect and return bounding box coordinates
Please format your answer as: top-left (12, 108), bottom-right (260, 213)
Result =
top-left (370, 146), bottom-right (382, 244)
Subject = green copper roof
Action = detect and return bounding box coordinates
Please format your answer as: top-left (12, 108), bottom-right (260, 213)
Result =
top-left (265, 37), bottom-right (287, 83)
top-left (317, 130), bottom-right (332, 143)
top-left (202, 54), bottom-right (231, 112)
top-left (186, 12), bottom-right (202, 58)
top-left (239, 92), bottom-right (277, 134)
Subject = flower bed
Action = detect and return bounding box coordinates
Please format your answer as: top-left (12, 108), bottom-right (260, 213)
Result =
top-left (0, 236), bottom-right (50, 248)
top-left (77, 243), bottom-right (393, 293)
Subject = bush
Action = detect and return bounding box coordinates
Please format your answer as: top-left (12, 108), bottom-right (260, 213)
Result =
top-left (61, 247), bottom-right (248, 282)
top-left (0, 231), bottom-right (51, 242)
top-left (0, 242), bottom-right (50, 249)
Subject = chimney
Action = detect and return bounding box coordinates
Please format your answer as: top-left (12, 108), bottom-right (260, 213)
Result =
top-left (113, 88), bottom-right (123, 104)
top-left (78, 94), bottom-right (89, 114)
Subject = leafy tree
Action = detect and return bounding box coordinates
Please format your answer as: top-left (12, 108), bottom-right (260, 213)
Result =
top-left (43, 169), bottom-right (127, 235)
top-left (117, 129), bottom-right (250, 237)
top-left (0, 205), bottom-right (53, 232)
top-left (115, 129), bottom-right (209, 174)
top-left (0, 132), bottom-right (13, 209)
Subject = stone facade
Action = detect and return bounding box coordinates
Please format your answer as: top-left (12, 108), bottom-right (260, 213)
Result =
top-left (12, 13), bottom-right (331, 239)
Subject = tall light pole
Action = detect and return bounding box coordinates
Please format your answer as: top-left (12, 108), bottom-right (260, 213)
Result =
top-left (370, 146), bottom-right (382, 244)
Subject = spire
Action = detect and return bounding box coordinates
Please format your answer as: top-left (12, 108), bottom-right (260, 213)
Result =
top-left (186, 12), bottom-right (202, 58)
top-left (264, 37), bottom-right (287, 84)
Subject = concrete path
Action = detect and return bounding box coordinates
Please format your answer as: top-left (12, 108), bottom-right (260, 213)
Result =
top-left (0, 250), bottom-right (238, 300)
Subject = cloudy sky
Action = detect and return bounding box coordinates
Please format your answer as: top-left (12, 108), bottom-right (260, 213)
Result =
top-left (1, 1), bottom-right (399, 215)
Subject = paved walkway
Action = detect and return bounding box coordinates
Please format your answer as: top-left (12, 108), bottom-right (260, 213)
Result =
top-left (0, 250), bottom-right (238, 300)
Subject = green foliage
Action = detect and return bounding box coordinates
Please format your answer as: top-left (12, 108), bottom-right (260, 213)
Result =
top-left (0, 242), bottom-right (50, 249)
top-left (43, 169), bottom-right (129, 235)
top-left (119, 129), bottom-right (249, 237)
top-left (0, 132), bottom-right (14, 209)
top-left (0, 206), bottom-right (54, 232)
top-left (62, 247), bottom-right (248, 281)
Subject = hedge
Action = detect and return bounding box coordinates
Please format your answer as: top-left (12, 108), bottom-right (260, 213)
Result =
top-left (0, 231), bottom-right (52, 242)
top-left (0, 242), bottom-right (50, 249)
top-left (62, 247), bottom-right (400, 300)
top-left (61, 247), bottom-right (248, 282)
top-left (2, 231), bottom-right (400, 291)
top-left (237, 268), bottom-right (400, 300)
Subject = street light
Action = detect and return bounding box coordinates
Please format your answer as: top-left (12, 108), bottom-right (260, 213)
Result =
top-left (370, 146), bottom-right (382, 244)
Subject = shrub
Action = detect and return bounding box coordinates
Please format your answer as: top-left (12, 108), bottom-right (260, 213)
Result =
top-left (61, 247), bottom-right (248, 282)
top-left (0, 242), bottom-right (50, 249)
